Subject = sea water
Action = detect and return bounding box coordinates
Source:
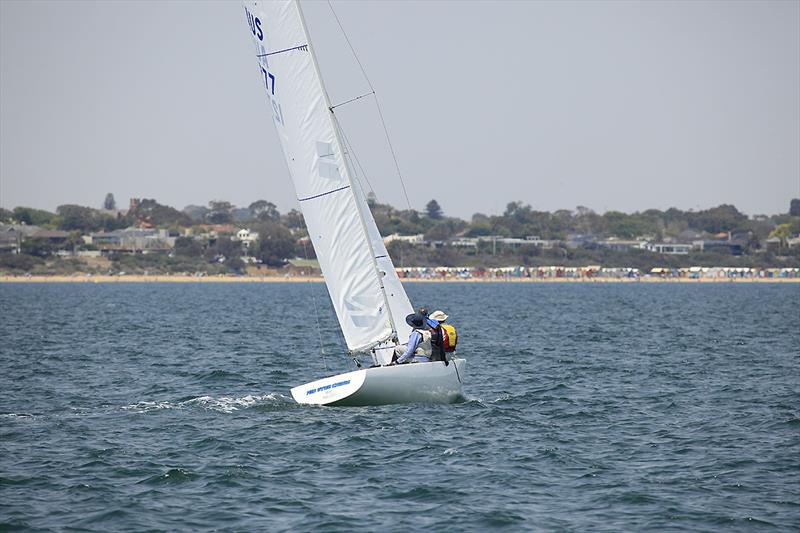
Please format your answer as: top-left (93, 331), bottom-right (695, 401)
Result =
top-left (1, 282), bottom-right (798, 531)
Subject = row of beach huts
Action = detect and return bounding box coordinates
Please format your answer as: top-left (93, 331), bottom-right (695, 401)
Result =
top-left (394, 266), bottom-right (800, 280)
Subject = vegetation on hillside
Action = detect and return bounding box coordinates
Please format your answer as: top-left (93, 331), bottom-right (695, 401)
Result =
top-left (1, 194), bottom-right (798, 275)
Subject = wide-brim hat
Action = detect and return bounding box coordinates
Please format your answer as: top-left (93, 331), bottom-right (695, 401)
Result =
top-left (429, 310), bottom-right (448, 322)
top-left (405, 313), bottom-right (426, 329)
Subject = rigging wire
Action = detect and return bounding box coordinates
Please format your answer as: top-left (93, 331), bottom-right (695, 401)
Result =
top-left (330, 90), bottom-right (375, 110)
top-left (302, 239), bottom-right (328, 372)
top-left (332, 112), bottom-right (376, 196)
top-left (326, 0), bottom-right (413, 212)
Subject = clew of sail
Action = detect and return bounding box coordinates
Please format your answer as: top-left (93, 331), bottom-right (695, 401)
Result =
top-left (244, 0), bottom-right (414, 356)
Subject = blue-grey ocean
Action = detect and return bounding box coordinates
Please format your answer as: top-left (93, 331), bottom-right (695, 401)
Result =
top-left (1, 282), bottom-right (798, 531)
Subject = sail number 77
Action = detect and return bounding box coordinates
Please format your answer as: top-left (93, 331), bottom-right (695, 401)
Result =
top-left (260, 66), bottom-right (284, 126)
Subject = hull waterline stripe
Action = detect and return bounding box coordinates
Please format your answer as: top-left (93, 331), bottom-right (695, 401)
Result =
top-left (298, 185), bottom-right (351, 203)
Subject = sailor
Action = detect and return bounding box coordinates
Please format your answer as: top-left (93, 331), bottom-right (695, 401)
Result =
top-left (393, 313), bottom-right (432, 364)
top-left (427, 310), bottom-right (449, 364)
top-left (418, 307), bottom-right (438, 329)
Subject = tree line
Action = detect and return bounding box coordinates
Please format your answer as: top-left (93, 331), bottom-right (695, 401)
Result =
top-left (1, 195), bottom-right (798, 273)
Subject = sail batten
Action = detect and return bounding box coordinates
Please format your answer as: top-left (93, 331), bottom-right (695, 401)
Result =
top-left (245, 0), bottom-right (414, 358)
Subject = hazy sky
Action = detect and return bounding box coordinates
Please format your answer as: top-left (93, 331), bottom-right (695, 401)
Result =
top-left (1, 0), bottom-right (798, 219)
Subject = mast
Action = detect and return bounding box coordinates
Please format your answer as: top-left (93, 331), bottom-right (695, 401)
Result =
top-left (293, 0), bottom-right (399, 343)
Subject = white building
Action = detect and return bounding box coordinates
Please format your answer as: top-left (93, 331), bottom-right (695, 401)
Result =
top-left (233, 228), bottom-right (260, 249)
top-left (383, 234), bottom-right (425, 245)
top-left (597, 239), bottom-right (648, 252)
top-left (645, 243), bottom-right (692, 255)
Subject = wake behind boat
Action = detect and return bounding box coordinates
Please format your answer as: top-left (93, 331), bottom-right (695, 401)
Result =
top-left (244, 0), bottom-right (466, 406)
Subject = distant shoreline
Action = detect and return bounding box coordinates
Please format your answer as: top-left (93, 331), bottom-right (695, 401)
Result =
top-left (1, 275), bottom-right (797, 284)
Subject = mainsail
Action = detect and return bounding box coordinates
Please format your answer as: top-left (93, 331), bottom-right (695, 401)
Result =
top-left (244, 0), bottom-right (413, 358)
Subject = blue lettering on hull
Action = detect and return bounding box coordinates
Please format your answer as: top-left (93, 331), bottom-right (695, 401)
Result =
top-left (306, 379), bottom-right (351, 396)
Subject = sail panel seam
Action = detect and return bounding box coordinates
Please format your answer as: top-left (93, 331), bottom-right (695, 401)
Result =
top-left (298, 185), bottom-right (351, 203)
top-left (257, 44), bottom-right (308, 57)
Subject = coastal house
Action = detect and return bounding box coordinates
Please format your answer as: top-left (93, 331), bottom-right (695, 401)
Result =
top-left (693, 239), bottom-right (744, 255)
top-left (89, 228), bottom-right (175, 253)
top-left (564, 233), bottom-right (597, 249)
top-left (232, 228), bottom-right (260, 249)
top-left (471, 235), bottom-right (553, 251)
top-left (383, 234), bottom-right (425, 245)
top-left (450, 237), bottom-right (478, 248)
top-left (0, 224), bottom-right (30, 253)
top-left (0, 224), bottom-right (68, 253)
top-left (765, 237), bottom-right (782, 252)
top-left (524, 236), bottom-right (557, 249)
top-left (766, 235), bottom-right (800, 252)
top-left (31, 229), bottom-right (69, 244)
top-left (193, 224), bottom-right (238, 238)
top-left (597, 239), bottom-right (648, 252)
top-left (645, 243), bottom-right (692, 255)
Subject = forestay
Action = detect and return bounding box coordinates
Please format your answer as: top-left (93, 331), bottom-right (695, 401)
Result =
top-left (244, 0), bottom-right (413, 357)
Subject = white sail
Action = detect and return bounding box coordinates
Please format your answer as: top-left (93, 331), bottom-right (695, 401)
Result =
top-left (351, 181), bottom-right (414, 355)
top-left (244, 0), bottom-right (414, 355)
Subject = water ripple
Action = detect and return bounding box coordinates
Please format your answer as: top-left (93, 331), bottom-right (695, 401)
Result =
top-left (0, 282), bottom-right (798, 531)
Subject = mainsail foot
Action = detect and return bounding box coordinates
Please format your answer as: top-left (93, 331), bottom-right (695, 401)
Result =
top-left (291, 358), bottom-right (466, 407)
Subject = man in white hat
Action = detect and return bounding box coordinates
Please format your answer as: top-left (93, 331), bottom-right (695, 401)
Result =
top-left (429, 310), bottom-right (448, 323)
top-left (427, 310), bottom-right (449, 363)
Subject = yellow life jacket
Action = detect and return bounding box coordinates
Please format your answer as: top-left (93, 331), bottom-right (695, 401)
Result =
top-left (440, 324), bottom-right (457, 352)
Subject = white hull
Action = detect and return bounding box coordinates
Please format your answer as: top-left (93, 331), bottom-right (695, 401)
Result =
top-left (290, 358), bottom-right (466, 406)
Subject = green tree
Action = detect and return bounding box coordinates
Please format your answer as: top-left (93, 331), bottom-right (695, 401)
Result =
top-left (205, 236), bottom-right (242, 262)
top-left (769, 223), bottom-right (793, 249)
top-left (56, 205), bottom-right (99, 232)
top-left (56, 204), bottom-right (126, 232)
top-left (688, 204), bottom-right (747, 233)
top-left (424, 218), bottom-right (466, 242)
top-left (790, 199), bottom-right (800, 217)
top-left (130, 199), bottom-right (190, 227)
top-left (0, 253), bottom-right (42, 272)
top-left (426, 199), bottom-right (443, 220)
top-left (253, 221), bottom-right (297, 266)
top-left (174, 237), bottom-right (204, 257)
top-left (603, 211), bottom-right (659, 239)
top-left (249, 200), bottom-right (280, 221)
top-left (226, 256), bottom-right (246, 273)
top-left (282, 209), bottom-right (306, 230)
top-left (207, 200), bottom-right (234, 223)
top-left (465, 213), bottom-right (493, 237)
top-left (12, 207), bottom-right (57, 227)
top-left (20, 237), bottom-right (55, 257)
top-left (103, 193), bottom-right (116, 210)
top-left (182, 204), bottom-right (209, 222)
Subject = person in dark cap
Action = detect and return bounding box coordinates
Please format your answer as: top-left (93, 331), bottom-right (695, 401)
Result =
top-left (392, 312), bottom-right (433, 364)
top-left (418, 306), bottom-right (439, 329)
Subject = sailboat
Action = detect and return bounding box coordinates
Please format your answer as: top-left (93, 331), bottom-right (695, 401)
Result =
top-left (243, 0), bottom-right (465, 406)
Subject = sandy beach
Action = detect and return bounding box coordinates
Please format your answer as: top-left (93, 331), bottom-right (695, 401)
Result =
top-left (1, 275), bottom-right (797, 283)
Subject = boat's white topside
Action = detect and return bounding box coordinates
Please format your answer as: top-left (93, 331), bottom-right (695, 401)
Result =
top-left (291, 358), bottom-right (466, 406)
